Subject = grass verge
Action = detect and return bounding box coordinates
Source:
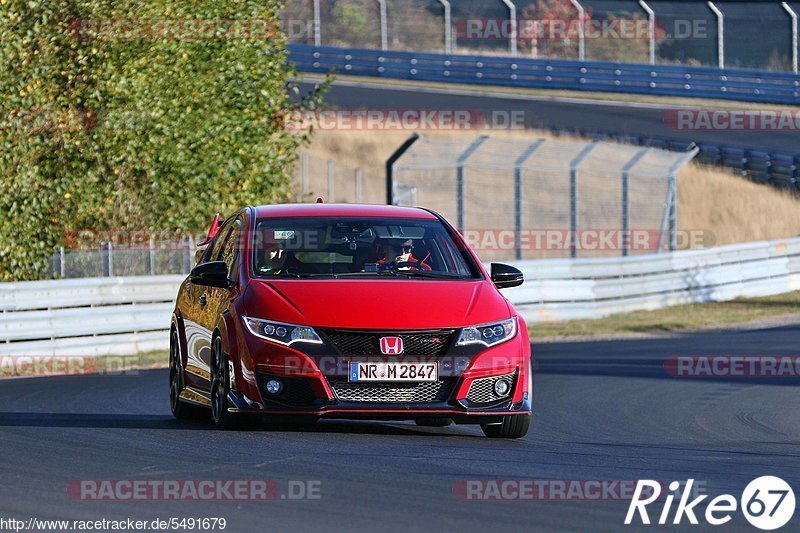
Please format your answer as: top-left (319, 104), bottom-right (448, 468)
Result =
top-left (530, 291), bottom-right (800, 340)
top-left (0, 350), bottom-right (168, 379)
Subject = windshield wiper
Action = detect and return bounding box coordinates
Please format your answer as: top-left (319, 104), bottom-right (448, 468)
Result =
top-left (327, 270), bottom-right (399, 278)
top-left (274, 272), bottom-right (336, 278)
top-left (380, 269), bottom-right (466, 279)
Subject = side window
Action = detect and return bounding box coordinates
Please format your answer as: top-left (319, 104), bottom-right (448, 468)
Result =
top-left (219, 219), bottom-right (242, 279)
top-left (202, 220), bottom-right (233, 264)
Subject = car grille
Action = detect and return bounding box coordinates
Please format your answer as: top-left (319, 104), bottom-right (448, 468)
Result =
top-left (466, 373), bottom-right (516, 404)
top-left (324, 329), bottom-right (455, 356)
top-left (328, 378), bottom-right (455, 403)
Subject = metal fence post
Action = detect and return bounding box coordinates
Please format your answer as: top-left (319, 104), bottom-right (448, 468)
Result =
top-left (456, 136), bottom-right (489, 233)
top-left (620, 148), bottom-right (651, 256)
top-left (386, 133), bottom-right (420, 205)
top-left (376, 0), bottom-right (388, 51)
top-left (59, 246), bottom-right (66, 278)
top-left (301, 153), bottom-right (309, 195)
top-left (639, 0), bottom-right (655, 65)
top-left (107, 242), bottom-right (114, 277)
top-left (514, 139), bottom-right (547, 260)
top-left (186, 235), bottom-right (195, 273)
top-left (438, 0), bottom-right (452, 55)
top-left (657, 146), bottom-right (699, 252)
top-left (668, 174), bottom-right (678, 251)
top-left (313, 0), bottom-right (321, 46)
top-left (149, 237), bottom-right (156, 275)
top-left (708, 1), bottom-right (724, 69)
top-left (355, 168), bottom-right (363, 203)
top-left (569, 141), bottom-right (598, 258)
top-left (783, 2), bottom-right (799, 73)
top-left (569, 0), bottom-right (586, 61)
top-left (327, 160), bottom-right (335, 201)
top-left (501, 0), bottom-right (518, 57)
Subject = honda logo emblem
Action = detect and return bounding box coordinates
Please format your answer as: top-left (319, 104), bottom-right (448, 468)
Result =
top-left (379, 336), bottom-right (404, 355)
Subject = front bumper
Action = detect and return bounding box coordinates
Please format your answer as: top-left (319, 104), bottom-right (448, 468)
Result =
top-left (230, 322), bottom-right (533, 422)
top-left (225, 364), bottom-right (531, 422)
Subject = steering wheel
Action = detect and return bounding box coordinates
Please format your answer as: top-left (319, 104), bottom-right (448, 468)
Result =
top-left (378, 260), bottom-right (421, 272)
top-left (389, 261), bottom-right (425, 270)
top-left (394, 261), bottom-right (422, 270)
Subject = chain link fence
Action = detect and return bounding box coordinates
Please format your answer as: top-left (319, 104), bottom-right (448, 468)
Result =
top-left (50, 239), bottom-right (198, 279)
top-left (283, 0), bottom-right (800, 71)
top-left (295, 153), bottom-right (385, 203)
top-left (391, 135), bottom-right (697, 260)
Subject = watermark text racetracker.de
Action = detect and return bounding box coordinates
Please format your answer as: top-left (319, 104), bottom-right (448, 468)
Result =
top-left (453, 479), bottom-right (706, 501)
top-left (0, 355), bottom-right (144, 378)
top-left (665, 356), bottom-right (800, 379)
top-left (285, 109), bottom-right (526, 131)
top-left (68, 479), bottom-right (321, 501)
top-left (665, 109), bottom-right (800, 131)
top-left (462, 229), bottom-right (714, 253)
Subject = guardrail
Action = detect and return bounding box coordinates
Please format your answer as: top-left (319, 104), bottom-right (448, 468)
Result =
top-left (504, 237), bottom-right (800, 322)
top-left (2, 238), bottom-right (800, 355)
top-left (0, 275), bottom-right (182, 356)
top-left (289, 44), bottom-right (800, 106)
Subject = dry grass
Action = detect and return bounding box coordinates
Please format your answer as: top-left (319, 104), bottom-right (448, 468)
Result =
top-left (302, 129), bottom-right (800, 246)
top-left (679, 164), bottom-right (800, 245)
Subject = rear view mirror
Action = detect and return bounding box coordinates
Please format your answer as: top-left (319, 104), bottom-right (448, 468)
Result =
top-left (190, 261), bottom-right (232, 288)
top-left (490, 263), bottom-right (524, 289)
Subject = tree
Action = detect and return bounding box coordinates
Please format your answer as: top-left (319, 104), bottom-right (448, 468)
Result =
top-left (0, 0), bottom-right (323, 280)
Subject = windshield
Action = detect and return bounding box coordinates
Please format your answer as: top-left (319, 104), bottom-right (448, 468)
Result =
top-left (251, 217), bottom-right (482, 280)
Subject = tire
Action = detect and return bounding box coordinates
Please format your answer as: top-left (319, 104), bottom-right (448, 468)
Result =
top-left (414, 417), bottom-right (453, 427)
top-left (169, 330), bottom-right (208, 420)
top-left (210, 335), bottom-right (239, 429)
top-left (481, 414), bottom-right (530, 439)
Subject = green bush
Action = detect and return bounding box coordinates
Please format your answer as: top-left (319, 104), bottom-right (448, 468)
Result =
top-left (0, 0), bottom-right (323, 280)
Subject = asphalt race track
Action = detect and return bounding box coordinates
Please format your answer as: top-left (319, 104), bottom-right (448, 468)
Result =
top-left (1, 325), bottom-right (798, 532)
top-left (298, 80), bottom-right (799, 155)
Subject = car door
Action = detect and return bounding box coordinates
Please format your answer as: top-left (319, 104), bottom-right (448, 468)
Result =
top-left (193, 216), bottom-right (242, 392)
top-left (182, 220), bottom-right (234, 391)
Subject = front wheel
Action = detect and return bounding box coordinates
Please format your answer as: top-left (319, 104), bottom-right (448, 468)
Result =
top-left (481, 414), bottom-right (530, 439)
top-left (210, 336), bottom-right (238, 429)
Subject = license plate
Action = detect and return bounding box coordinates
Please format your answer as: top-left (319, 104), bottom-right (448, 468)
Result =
top-left (348, 362), bottom-right (438, 382)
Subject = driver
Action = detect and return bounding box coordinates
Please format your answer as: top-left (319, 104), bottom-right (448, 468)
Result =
top-left (377, 239), bottom-right (431, 270)
top-left (256, 233), bottom-right (288, 275)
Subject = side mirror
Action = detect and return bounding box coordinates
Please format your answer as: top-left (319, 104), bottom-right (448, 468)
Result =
top-left (491, 263), bottom-right (524, 289)
top-left (190, 261), bottom-right (232, 288)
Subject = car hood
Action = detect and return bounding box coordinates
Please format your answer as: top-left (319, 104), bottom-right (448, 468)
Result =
top-left (243, 279), bottom-right (512, 330)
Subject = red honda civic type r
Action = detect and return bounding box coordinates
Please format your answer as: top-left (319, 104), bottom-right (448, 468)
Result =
top-left (169, 203), bottom-right (532, 438)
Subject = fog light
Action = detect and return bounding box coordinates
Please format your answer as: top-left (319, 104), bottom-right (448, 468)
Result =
top-left (265, 379), bottom-right (283, 395)
top-left (494, 379), bottom-right (511, 397)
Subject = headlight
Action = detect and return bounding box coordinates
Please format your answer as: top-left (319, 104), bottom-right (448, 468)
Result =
top-left (456, 317), bottom-right (517, 347)
top-left (243, 316), bottom-right (322, 346)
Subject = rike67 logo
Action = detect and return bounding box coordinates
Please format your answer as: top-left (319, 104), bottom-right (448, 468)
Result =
top-left (625, 477), bottom-right (795, 530)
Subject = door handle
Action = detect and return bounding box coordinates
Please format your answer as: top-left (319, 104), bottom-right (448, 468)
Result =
top-left (199, 294), bottom-right (207, 308)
